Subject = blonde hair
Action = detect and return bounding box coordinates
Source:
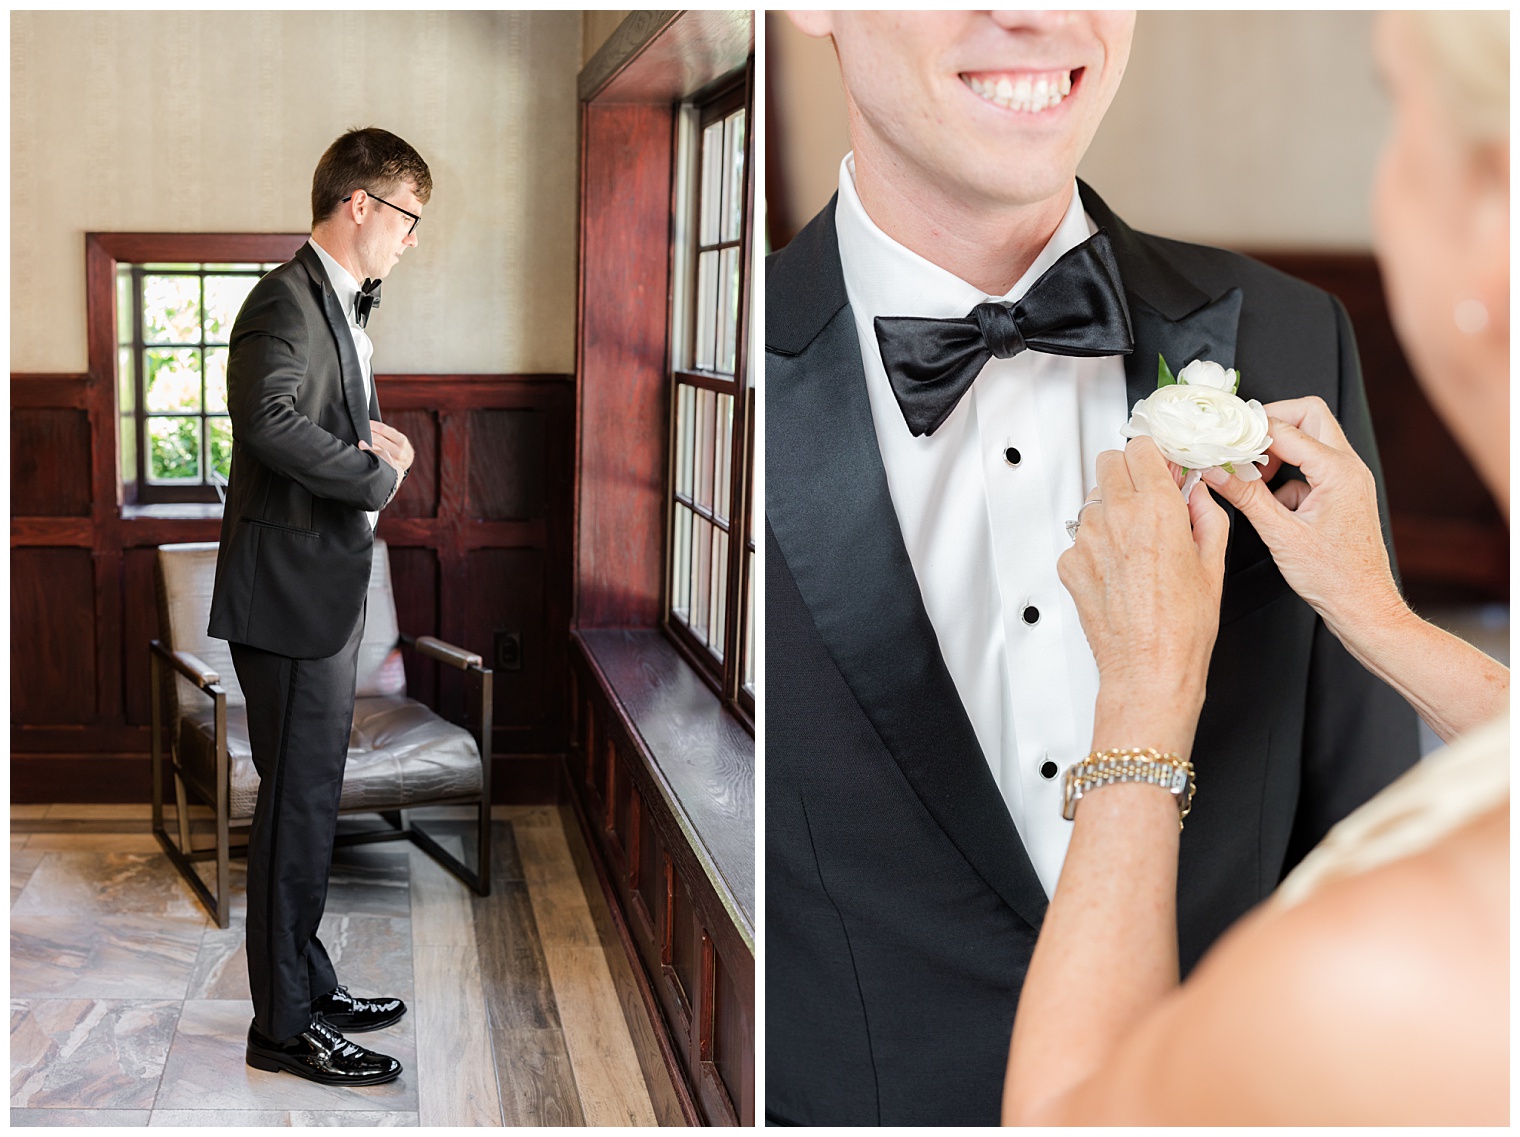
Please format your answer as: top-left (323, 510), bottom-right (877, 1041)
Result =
top-left (1405, 11), bottom-right (1508, 144)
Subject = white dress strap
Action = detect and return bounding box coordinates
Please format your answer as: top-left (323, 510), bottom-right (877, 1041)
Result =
top-left (1274, 714), bottom-right (1509, 909)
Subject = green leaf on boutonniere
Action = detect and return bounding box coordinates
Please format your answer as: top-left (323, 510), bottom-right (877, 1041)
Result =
top-left (1231, 369), bottom-right (1241, 395)
top-left (1221, 462), bottom-right (1236, 474)
top-left (1157, 354), bottom-right (1177, 388)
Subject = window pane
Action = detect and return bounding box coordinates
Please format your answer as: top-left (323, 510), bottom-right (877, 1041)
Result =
top-left (690, 513), bottom-right (712, 645)
top-left (205, 347), bottom-right (229, 412)
top-left (718, 246), bottom-right (740, 376)
top-left (204, 275), bottom-right (259, 343)
top-left (700, 120), bottom-right (723, 246)
top-left (723, 108), bottom-right (746, 243)
top-left (208, 416), bottom-right (233, 482)
top-left (677, 384), bottom-right (697, 500)
top-left (710, 526), bottom-right (728, 663)
top-left (672, 501), bottom-right (693, 622)
top-left (147, 417), bottom-right (201, 482)
top-left (695, 250), bottom-right (718, 371)
top-left (714, 392), bottom-right (733, 525)
top-left (744, 547), bottom-right (754, 694)
top-left (695, 387), bottom-right (716, 513)
top-left (145, 348), bottom-right (202, 412)
top-left (116, 270), bottom-right (133, 346)
top-left (119, 347), bottom-right (136, 484)
top-left (142, 275), bottom-right (201, 344)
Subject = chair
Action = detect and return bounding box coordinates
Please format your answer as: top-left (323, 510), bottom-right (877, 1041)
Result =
top-left (149, 540), bottom-right (492, 928)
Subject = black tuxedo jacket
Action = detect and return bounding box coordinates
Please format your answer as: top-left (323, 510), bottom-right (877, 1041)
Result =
top-left (208, 243), bottom-right (397, 660)
top-left (765, 184), bottom-right (1420, 1126)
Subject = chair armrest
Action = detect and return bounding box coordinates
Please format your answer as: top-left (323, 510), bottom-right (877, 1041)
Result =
top-left (405, 634), bottom-right (486, 672)
top-left (151, 640), bottom-right (223, 692)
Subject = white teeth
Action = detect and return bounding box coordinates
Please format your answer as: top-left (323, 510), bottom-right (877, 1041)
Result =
top-left (964, 70), bottom-right (1073, 113)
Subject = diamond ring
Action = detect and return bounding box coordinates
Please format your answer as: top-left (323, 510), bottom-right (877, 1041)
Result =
top-left (1064, 497), bottom-right (1103, 541)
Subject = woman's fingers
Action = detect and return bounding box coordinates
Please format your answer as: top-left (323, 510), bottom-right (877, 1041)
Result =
top-left (1123, 437), bottom-right (1177, 495)
top-left (1186, 480), bottom-right (1230, 578)
top-left (1202, 463), bottom-right (1293, 536)
top-left (1273, 479), bottom-right (1312, 511)
top-left (1265, 418), bottom-right (1346, 483)
top-left (1261, 396), bottom-right (1352, 451)
top-left (1095, 448), bottom-right (1134, 499)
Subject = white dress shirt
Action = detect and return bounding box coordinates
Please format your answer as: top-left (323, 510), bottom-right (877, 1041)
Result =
top-left (835, 154), bottom-right (1131, 897)
top-left (307, 238), bottom-right (380, 529)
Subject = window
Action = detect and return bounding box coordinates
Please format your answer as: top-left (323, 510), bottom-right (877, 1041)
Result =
top-left (666, 72), bottom-right (755, 719)
top-left (118, 262), bottom-right (280, 504)
top-left (85, 234), bottom-right (308, 509)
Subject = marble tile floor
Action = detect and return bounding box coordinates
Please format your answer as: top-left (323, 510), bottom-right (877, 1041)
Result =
top-left (11, 805), bottom-right (658, 1127)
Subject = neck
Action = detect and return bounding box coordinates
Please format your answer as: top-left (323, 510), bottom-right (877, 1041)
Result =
top-left (310, 227), bottom-right (363, 284)
top-left (851, 142), bottom-right (1073, 296)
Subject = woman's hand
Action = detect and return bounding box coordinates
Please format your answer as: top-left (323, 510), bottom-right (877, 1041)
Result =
top-left (1058, 438), bottom-right (1229, 749)
top-left (1201, 396), bottom-right (1405, 640)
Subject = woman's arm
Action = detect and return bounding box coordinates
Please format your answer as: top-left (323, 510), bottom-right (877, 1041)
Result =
top-left (1006, 801), bottom-right (1507, 1125)
top-left (1205, 396), bottom-right (1507, 743)
top-left (1003, 439), bottom-right (1229, 1122)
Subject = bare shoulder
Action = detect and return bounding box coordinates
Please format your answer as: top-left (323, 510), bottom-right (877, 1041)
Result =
top-left (1095, 804), bottom-right (1508, 1125)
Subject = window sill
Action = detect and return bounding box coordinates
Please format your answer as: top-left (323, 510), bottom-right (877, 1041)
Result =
top-left (573, 628), bottom-right (755, 946)
top-left (121, 502), bottom-right (224, 521)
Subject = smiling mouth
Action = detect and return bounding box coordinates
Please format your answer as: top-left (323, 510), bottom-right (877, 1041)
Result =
top-left (960, 67), bottom-right (1082, 113)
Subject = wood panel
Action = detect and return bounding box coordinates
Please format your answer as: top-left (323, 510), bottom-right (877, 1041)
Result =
top-left (567, 633), bottom-right (754, 1126)
top-left (12, 548), bottom-right (98, 724)
top-left (11, 369), bottom-right (574, 806)
top-left (576, 102), bottom-right (675, 629)
top-left (468, 409), bottom-right (548, 521)
top-left (12, 407), bottom-right (91, 516)
top-left (387, 408), bottom-right (439, 519)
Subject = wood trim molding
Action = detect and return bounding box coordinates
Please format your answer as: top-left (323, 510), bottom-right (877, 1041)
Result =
top-left (579, 10), bottom-right (752, 105)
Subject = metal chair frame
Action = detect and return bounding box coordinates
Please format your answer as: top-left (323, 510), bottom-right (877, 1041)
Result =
top-left (150, 634), bottom-right (493, 929)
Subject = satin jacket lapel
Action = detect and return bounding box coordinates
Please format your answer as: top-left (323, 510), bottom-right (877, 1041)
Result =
top-left (1078, 182), bottom-right (1243, 416)
top-left (767, 200), bottom-right (1049, 932)
top-left (295, 244), bottom-right (373, 445)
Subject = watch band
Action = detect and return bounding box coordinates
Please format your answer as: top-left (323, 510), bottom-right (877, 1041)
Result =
top-left (1062, 747), bottom-right (1196, 829)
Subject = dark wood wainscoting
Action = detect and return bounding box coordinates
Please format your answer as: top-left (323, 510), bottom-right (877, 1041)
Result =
top-left (566, 631), bottom-right (755, 1127)
top-left (11, 371), bottom-right (573, 804)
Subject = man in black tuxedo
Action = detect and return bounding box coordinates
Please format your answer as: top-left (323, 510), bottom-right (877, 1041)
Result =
top-left (766, 12), bottom-right (1419, 1125)
top-left (209, 127), bottom-right (424, 1085)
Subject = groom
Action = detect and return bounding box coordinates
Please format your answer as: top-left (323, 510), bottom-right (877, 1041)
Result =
top-left (209, 127), bottom-right (422, 1085)
top-left (767, 12), bottom-right (1419, 1126)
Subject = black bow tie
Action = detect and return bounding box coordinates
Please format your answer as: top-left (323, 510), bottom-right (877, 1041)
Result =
top-left (354, 278), bottom-right (382, 328)
top-left (873, 229), bottom-right (1134, 437)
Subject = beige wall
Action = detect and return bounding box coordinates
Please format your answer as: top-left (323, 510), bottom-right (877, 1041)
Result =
top-left (12, 11), bottom-right (583, 375)
top-left (769, 11), bottom-right (1387, 250)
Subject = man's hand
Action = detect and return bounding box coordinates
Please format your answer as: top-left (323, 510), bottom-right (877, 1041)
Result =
top-left (358, 420), bottom-right (415, 476)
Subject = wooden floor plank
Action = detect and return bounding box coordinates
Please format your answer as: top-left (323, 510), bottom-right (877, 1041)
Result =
top-left (407, 839), bottom-right (475, 949)
top-left (515, 825), bottom-right (600, 947)
top-left (543, 944), bottom-right (659, 1126)
top-left (412, 944), bottom-right (503, 1127)
top-left (494, 1028), bottom-right (587, 1127)
top-left (473, 878), bottom-right (561, 1031)
top-left (24, 833), bottom-right (163, 852)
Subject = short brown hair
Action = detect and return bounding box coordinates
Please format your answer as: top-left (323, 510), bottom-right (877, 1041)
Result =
top-left (310, 127), bottom-right (433, 228)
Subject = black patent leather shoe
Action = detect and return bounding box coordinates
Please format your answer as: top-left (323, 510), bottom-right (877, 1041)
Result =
top-left (246, 1017), bottom-right (401, 1085)
top-left (310, 985), bottom-right (407, 1032)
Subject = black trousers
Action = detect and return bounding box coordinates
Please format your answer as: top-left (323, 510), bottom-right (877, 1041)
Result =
top-left (230, 601), bottom-right (364, 1042)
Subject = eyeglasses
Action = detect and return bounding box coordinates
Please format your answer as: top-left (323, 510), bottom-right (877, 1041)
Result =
top-left (342, 190), bottom-right (421, 234)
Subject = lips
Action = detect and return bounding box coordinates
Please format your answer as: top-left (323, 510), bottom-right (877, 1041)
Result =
top-left (960, 67), bottom-right (1081, 114)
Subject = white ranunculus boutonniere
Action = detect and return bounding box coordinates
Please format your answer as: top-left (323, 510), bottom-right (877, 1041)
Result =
top-left (1123, 355), bottom-right (1271, 485)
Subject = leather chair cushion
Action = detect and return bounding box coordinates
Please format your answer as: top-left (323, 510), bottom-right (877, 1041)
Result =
top-left (179, 695), bottom-right (483, 821)
top-left (156, 539), bottom-right (408, 717)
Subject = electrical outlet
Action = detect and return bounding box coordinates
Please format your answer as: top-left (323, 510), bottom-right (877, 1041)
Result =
top-left (493, 630), bottom-right (523, 671)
